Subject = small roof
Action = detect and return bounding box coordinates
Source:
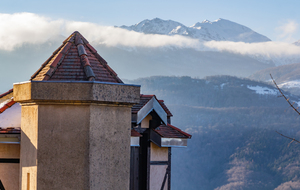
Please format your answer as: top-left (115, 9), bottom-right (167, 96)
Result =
top-left (132, 94), bottom-right (154, 114)
top-left (154, 124), bottom-right (191, 139)
top-left (31, 31), bottom-right (123, 83)
top-left (0, 89), bottom-right (21, 131)
top-left (132, 94), bottom-right (172, 117)
top-left (0, 89), bottom-right (15, 114)
top-left (131, 129), bottom-right (142, 137)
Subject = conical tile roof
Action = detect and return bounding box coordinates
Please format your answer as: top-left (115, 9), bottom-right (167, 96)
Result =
top-left (31, 31), bottom-right (123, 83)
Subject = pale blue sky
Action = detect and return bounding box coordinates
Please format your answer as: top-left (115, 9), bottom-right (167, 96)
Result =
top-left (0, 0), bottom-right (300, 42)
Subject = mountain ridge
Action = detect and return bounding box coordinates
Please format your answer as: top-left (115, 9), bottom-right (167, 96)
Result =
top-left (119, 18), bottom-right (271, 43)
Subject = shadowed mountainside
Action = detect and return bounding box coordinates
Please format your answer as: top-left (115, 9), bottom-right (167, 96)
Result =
top-left (125, 75), bottom-right (300, 190)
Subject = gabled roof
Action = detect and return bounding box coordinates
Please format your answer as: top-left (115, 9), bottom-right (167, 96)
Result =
top-left (31, 31), bottom-right (123, 83)
top-left (154, 124), bottom-right (191, 139)
top-left (132, 95), bottom-right (173, 117)
top-left (158, 100), bottom-right (173, 117)
top-left (132, 94), bottom-right (154, 114)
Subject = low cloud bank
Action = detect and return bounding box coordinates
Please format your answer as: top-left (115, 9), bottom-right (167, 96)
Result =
top-left (1, 12), bottom-right (300, 65)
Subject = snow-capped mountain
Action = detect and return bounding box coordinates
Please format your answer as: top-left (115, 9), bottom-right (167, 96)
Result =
top-left (120, 18), bottom-right (271, 43)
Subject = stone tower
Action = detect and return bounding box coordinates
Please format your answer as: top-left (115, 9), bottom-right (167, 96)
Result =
top-left (13, 32), bottom-right (140, 190)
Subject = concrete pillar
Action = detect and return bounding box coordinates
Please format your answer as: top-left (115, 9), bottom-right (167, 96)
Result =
top-left (13, 81), bottom-right (140, 190)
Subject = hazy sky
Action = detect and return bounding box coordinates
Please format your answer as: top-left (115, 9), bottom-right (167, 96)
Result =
top-left (0, 0), bottom-right (300, 93)
top-left (0, 0), bottom-right (299, 42)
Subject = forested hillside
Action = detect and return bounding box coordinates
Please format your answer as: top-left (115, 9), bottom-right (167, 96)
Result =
top-left (125, 76), bottom-right (300, 190)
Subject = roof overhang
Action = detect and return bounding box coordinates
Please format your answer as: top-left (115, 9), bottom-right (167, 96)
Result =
top-left (137, 97), bottom-right (167, 124)
top-left (0, 134), bottom-right (20, 144)
top-left (150, 129), bottom-right (188, 148)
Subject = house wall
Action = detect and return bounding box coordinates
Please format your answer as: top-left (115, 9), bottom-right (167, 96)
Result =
top-left (150, 142), bottom-right (168, 161)
top-left (0, 144), bottom-right (20, 190)
top-left (150, 165), bottom-right (168, 190)
top-left (20, 105), bottom-right (38, 190)
top-left (141, 115), bottom-right (152, 128)
top-left (149, 142), bottom-right (169, 190)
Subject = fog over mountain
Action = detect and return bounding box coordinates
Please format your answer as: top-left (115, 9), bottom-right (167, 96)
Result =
top-left (1, 16), bottom-right (300, 93)
top-left (120, 18), bottom-right (271, 43)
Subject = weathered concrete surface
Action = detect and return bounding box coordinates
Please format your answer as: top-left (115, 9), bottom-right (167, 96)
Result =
top-left (14, 81), bottom-right (140, 190)
top-left (14, 81), bottom-right (140, 104)
top-left (0, 144), bottom-right (20, 190)
top-left (89, 105), bottom-right (131, 189)
top-left (37, 105), bottom-right (90, 190)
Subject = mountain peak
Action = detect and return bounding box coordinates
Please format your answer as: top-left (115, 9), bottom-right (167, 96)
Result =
top-left (202, 19), bottom-right (211, 24)
top-left (120, 18), bottom-right (271, 43)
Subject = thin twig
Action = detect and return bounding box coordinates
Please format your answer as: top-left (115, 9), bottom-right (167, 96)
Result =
top-left (270, 74), bottom-right (300, 115)
top-left (276, 131), bottom-right (300, 144)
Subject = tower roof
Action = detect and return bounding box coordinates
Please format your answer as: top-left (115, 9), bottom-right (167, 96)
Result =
top-left (31, 31), bottom-right (123, 83)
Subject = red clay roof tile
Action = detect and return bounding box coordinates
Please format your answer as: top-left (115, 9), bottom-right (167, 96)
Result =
top-left (0, 89), bottom-right (16, 114)
top-left (0, 99), bottom-right (16, 114)
top-left (131, 129), bottom-right (142, 137)
top-left (154, 124), bottom-right (191, 139)
top-left (132, 94), bottom-right (173, 118)
top-left (0, 127), bottom-right (20, 134)
top-left (131, 94), bottom-right (154, 114)
top-left (31, 31), bottom-right (122, 83)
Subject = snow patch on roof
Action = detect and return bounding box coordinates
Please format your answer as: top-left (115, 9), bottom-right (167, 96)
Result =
top-left (0, 97), bottom-right (13, 109)
top-left (247, 85), bottom-right (278, 95)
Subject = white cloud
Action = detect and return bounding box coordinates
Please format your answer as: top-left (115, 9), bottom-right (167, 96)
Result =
top-left (64, 21), bottom-right (201, 48)
top-left (0, 12), bottom-right (63, 50)
top-left (0, 12), bottom-right (300, 66)
top-left (203, 41), bottom-right (300, 65)
top-left (0, 12), bottom-right (200, 51)
top-left (276, 20), bottom-right (299, 43)
top-left (204, 41), bottom-right (300, 57)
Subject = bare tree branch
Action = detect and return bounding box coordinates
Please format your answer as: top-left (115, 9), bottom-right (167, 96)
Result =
top-left (270, 74), bottom-right (300, 115)
top-left (271, 74), bottom-right (300, 145)
top-left (276, 131), bottom-right (300, 144)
